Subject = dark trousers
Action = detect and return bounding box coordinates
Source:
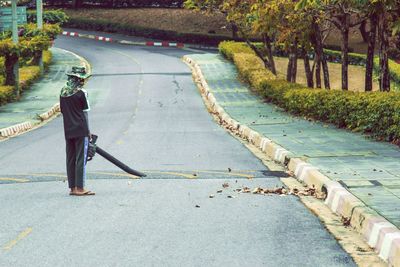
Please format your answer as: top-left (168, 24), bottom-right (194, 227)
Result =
top-left (66, 137), bottom-right (89, 189)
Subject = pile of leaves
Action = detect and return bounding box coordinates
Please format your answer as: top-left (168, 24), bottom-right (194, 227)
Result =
top-left (211, 182), bottom-right (325, 199)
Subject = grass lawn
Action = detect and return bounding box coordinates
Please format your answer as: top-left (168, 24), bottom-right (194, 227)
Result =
top-left (274, 57), bottom-right (380, 92)
top-left (63, 8), bottom-right (232, 37)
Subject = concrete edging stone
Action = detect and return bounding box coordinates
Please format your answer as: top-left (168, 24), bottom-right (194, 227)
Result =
top-left (183, 55), bottom-right (400, 266)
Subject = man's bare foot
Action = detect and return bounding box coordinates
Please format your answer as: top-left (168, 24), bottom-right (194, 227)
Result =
top-left (74, 187), bottom-right (95, 196)
top-left (69, 187), bottom-right (78, 195)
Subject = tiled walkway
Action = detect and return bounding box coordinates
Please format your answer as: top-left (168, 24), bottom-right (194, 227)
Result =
top-left (190, 53), bottom-right (400, 227)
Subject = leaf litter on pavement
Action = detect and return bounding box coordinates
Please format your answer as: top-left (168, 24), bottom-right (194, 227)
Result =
top-left (209, 183), bottom-right (325, 199)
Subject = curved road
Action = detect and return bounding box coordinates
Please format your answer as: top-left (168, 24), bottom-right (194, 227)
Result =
top-left (0, 34), bottom-right (355, 266)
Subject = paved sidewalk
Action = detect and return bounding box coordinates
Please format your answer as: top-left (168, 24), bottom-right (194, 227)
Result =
top-left (0, 48), bottom-right (84, 130)
top-left (189, 53), bottom-right (400, 228)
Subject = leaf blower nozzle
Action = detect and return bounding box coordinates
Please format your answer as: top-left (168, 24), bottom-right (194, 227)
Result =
top-left (87, 134), bottom-right (146, 177)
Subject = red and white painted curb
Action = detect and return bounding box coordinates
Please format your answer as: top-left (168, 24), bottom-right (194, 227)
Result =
top-left (95, 36), bottom-right (113, 42)
top-left (145, 41), bottom-right (184, 48)
top-left (183, 55), bottom-right (400, 266)
top-left (62, 31), bottom-right (113, 42)
top-left (62, 31), bottom-right (191, 49)
top-left (62, 31), bottom-right (79, 37)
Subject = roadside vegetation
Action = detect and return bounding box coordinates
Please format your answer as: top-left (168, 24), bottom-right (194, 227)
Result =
top-left (219, 41), bottom-right (400, 143)
top-left (181, 1), bottom-right (400, 145)
top-left (62, 8), bottom-right (233, 46)
top-left (0, 9), bottom-right (63, 106)
top-left (186, 0), bottom-right (400, 92)
top-left (273, 57), bottom-right (379, 92)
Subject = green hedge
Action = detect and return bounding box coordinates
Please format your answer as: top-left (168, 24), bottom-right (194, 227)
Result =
top-left (64, 17), bottom-right (243, 46)
top-left (219, 41), bottom-right (400, 143)
top-left (0, 85), bottom-right (14, 105)
top-left (0, 50), bottom-right (52, 106)
top-left (27, 10), bottom-right (69, 25)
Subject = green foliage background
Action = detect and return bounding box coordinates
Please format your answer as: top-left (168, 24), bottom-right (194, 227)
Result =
top-left (220, 41), bottom-right (400, 143)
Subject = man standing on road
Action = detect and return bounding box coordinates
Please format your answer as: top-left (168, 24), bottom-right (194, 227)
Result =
top-left (60, 66), bottom-right (95, 196)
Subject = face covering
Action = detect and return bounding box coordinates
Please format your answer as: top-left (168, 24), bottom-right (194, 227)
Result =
top-left (60, 77), bottom-right (84, 97)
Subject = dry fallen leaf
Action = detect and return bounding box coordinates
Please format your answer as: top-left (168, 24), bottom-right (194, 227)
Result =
top-left (252, 187), bottom-right (264, 194)
top-left (274, 187), bottom-right (285, 194)
top-left (242, 187), bottom-right (251, 193)
top-left (341, 216), bottom-right (351, 227)
top-left (286, 171), bottom-right (295, 177)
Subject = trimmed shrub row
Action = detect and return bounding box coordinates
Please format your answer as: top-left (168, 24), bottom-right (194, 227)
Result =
top-left (219, 41), bottom-right (400, 143)
top-left (0, 85), bottom-right (14, 106)
top-left (0, 50), bottom-right (52, 106)
top-left (27, 10), bottom-right (69, 25)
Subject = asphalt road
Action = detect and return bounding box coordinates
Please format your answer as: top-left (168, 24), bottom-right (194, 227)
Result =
top-left (0, 34), bottom-right (355, 266)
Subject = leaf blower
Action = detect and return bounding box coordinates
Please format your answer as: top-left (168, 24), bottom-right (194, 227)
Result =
top-left (87, 134), bottom-right (146, 177)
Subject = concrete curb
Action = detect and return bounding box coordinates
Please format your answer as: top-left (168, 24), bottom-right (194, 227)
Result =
top-left (0, 49), bottom-right (92, 140)
top-left (61, 30), bottom-right (217, 51)
top-left (183, 55), bottom-right (400, 266)
top-left (0, 121), bottom-right (33, 137)
top-left (38, 103), bottom-right (60, 121)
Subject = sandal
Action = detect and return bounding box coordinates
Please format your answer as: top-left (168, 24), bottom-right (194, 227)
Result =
top-left (74, 190), bottom-right (95, 196)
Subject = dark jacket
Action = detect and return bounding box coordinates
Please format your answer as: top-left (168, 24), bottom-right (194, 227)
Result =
top-left (60, 89), bottom-right (90, 139)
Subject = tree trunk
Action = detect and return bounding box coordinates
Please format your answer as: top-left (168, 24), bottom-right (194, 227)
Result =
top-left (291, 42), bottom-right (298, 83)
top-left (365, 14), bottom-right (377, 92)
top-left (231, 22), bottom-right (238, 39)
top-left (72, 0), bottom-right (83, 8)
top-left (321, 52), bottom-right (330, 89)
top-left (287, 52), bottom-right (293, 82)
top-left (303, 48), bottom-right (314, 88)
top-left (312, 20), bottom-right (330, 89)
top-left (245, 39), bottom-right (272, 73)
top-left (31, 51), bottom-right (43, 66)
top-left (359, 20), bottom-right (369, 43)
top-left (5, 55), bottom-right (18, 86)
top-left (378, 11), bottom-right (391, 91)
top-left (341, 18), bottom-right (350, 90)
top-left (286, 44), bottom-right (296, 82)
top-left (315, 54), bottom-right (322, 88)
top-left (263, 34), bottom-right (276, 75)
top-left (243, 33), bottom-right (276, 75)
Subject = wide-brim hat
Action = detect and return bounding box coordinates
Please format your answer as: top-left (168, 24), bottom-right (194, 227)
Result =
top-left (66, 66), bottom-right (91, 79)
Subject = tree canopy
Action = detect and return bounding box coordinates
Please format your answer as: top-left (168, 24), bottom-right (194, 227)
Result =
top-left (186, 0), bottom-right (400, 92)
